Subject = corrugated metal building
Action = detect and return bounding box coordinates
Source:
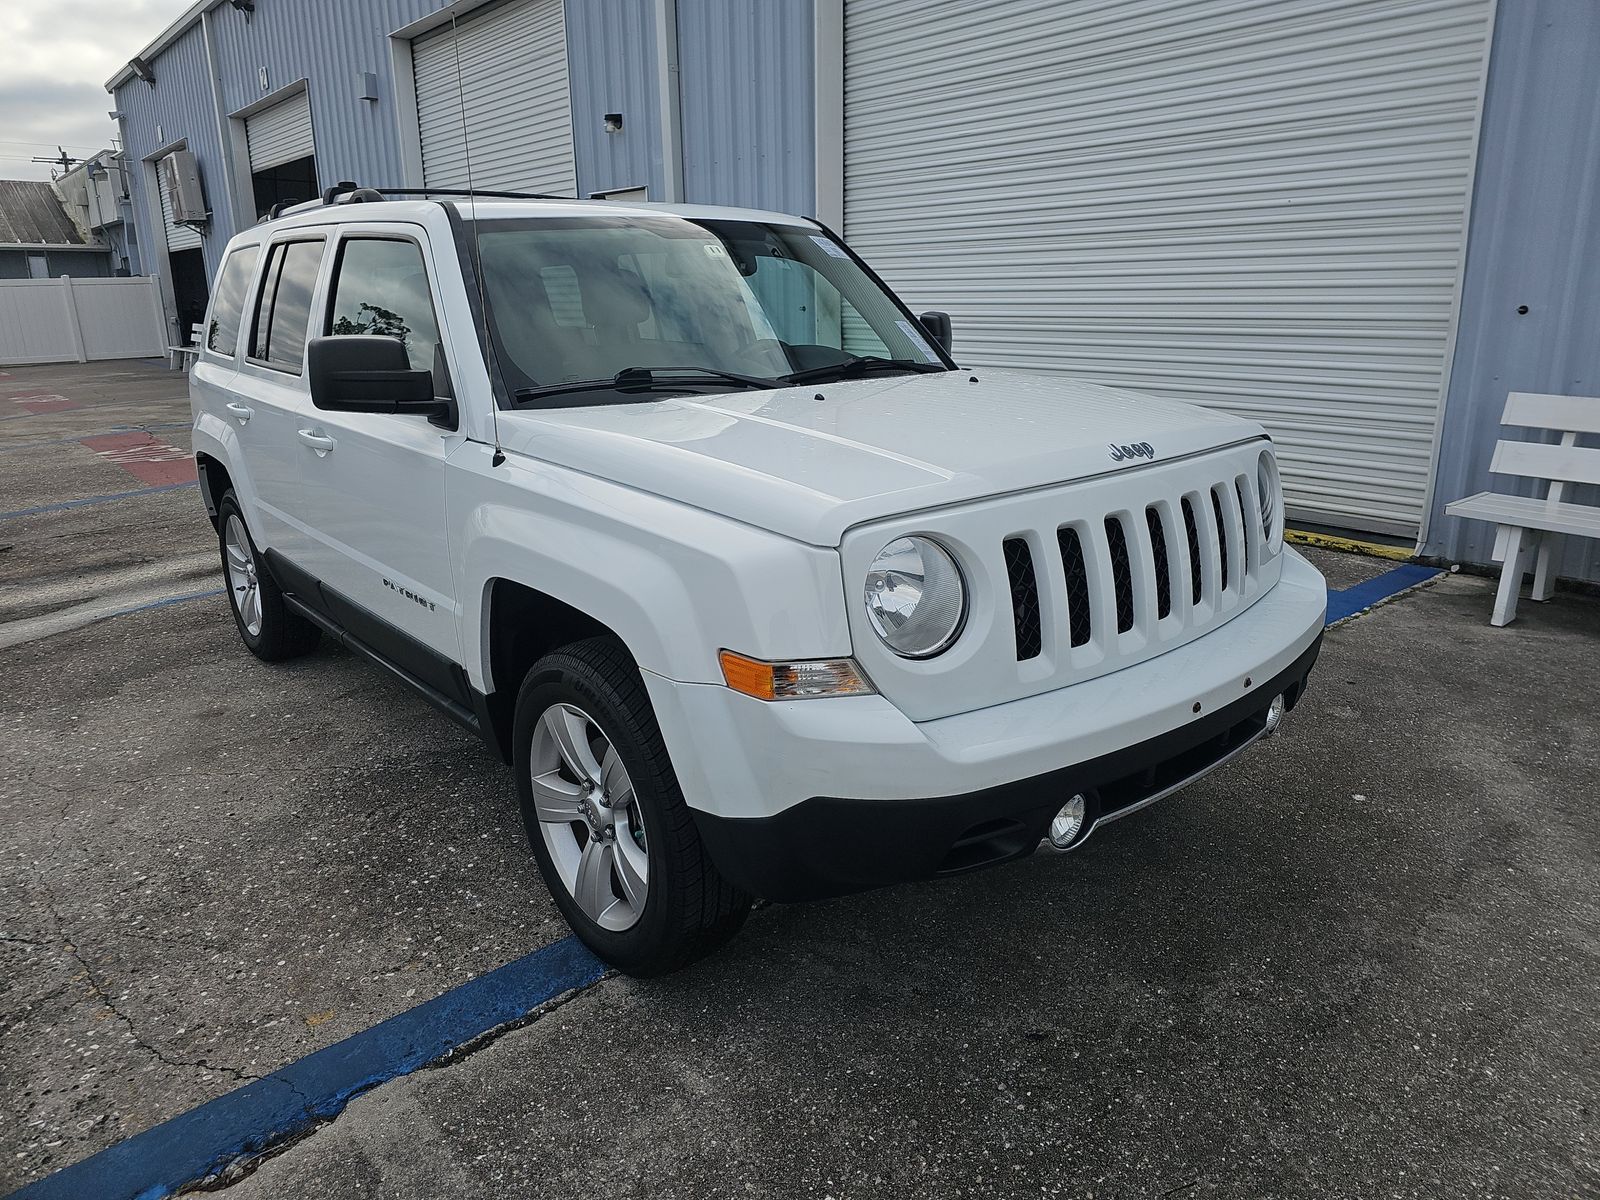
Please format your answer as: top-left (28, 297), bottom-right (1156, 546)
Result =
top-left (107, 0), bottom-right (1600, 581)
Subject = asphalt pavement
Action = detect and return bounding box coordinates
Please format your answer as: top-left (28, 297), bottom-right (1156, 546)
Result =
top-left (1, 359), bottom-right (1595, 1199)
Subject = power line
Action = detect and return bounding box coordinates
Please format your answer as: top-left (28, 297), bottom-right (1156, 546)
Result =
top-left (0, 139), bottom-right (104, 151)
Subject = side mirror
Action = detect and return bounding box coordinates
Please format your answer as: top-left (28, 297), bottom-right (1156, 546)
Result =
top-left (918, 310), bottom-right (953, 354)
top-left (307, 335), bottom-right (449, 420)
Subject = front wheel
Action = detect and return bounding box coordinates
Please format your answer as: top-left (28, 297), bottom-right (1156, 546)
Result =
top-left (513, 637), bottom-right (751, 976)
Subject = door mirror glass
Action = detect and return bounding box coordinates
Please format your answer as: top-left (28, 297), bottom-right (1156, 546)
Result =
top-left (307, 335), bottom-right (444, 416)
top-left (918, 310), bottom-right (953, 354)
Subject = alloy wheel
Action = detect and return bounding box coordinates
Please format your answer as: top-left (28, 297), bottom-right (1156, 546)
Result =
top-left (530, 702), bottom-right (649, 931)
top-left (224, 514), bottom-right (263, 637)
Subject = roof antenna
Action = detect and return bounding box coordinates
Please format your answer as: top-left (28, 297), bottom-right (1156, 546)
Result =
top-left (449, 11), bottom-right (505, 468)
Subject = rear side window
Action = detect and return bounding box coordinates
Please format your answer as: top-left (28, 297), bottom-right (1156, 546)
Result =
top-left (249, 238), bottom-right (325, 372)
top-left (325, 238), bottom-right (442, 372)
top-left (206, 245), bottom-right (259, 356)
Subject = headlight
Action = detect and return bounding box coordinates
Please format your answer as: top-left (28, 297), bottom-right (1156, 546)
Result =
top-left (1257, 450), bottom-right (1282, 552)
top-left (863, 536), bottom-right (967, 658)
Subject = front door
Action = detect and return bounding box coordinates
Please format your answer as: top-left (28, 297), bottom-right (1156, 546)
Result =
top-left (287, 226), bottom-right (466, 683)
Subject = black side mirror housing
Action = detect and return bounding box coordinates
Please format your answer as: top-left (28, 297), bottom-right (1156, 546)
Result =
top-left (307, 335), bottom-right (454, 425)
top-left (918, 310), bottom-right (953, 354)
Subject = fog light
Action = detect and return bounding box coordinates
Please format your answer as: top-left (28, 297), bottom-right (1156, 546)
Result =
top-left (1048, 794), bottom-right (1088, 849)
top-left (1263, 693), bottom-right (1286, 736)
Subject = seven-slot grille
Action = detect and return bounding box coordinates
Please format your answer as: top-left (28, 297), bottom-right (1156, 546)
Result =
top-left (1005, 468), bottom-right (1272, 660)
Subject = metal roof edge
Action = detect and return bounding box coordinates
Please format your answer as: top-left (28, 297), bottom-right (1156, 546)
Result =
top-left (104, 0), bottom-right (219, 92)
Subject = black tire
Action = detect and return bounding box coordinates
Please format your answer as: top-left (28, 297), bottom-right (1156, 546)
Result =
top-left (513, 636), bottom-right (751, 976)
top-left (216, 490), bottom-right (321, 662)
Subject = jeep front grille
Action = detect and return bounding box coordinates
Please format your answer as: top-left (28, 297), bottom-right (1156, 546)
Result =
top-left (1056, 526), bottom-right (1092, 648)
top-left (1002, 537), bottom-right (1042, 661)
top-left (1006, 468), bottom-right (1271, 661)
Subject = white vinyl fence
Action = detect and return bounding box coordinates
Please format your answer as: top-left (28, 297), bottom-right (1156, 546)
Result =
top-left (0, 276), bottom-right (168, 366)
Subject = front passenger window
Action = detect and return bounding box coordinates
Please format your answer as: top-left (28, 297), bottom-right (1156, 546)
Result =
top-left (326, 238), bottom-right (442, 372)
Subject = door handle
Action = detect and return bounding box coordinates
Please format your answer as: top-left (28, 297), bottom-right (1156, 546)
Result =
top-left (297, 428), bottom-right (336, 454)
top-left (225, 402), bottom-right (253, 424)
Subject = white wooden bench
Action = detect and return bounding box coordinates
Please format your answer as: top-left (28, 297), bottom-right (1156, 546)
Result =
top-left (169, 322), bottom-right (205, 371)
top-left (1446, 391), bottom-right (1600, 626)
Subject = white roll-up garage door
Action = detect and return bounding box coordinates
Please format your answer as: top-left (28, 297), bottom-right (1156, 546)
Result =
top-left (246, 90), bottom-right (315, 172)
top-left (412, 0), bottom-right (576, 196)
top-left (158, 159), bottom-right (201, 253)
top-left (844, 0), bottom-right (1493, 535)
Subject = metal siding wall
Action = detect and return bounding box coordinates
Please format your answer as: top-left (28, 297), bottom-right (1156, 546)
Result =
top-left (1424, 0), bottom-right (1600, 581)
top-left (114, 20), bottom-right (226, 276)
top-left (208, 0), bottom-right (448, 188)
top-left (565, 0), bottom-right (661, 197)
top-left (677, 0), bottom-right (815, 214)
top-left (844, 0), bottom-right (1492, 537)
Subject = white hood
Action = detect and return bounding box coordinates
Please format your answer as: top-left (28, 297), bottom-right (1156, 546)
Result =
top-left (496, 368), bottom-right (1265, 546)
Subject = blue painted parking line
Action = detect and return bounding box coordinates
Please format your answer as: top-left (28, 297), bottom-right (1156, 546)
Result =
top-left (7, 937), bottom-right (606, 1200)
top-left (0, 480), bottom-right (197, 522)
top-left (1325, 562), bottom-right (1442, 624)
top-left (107, 588), bottom-right (226, 618)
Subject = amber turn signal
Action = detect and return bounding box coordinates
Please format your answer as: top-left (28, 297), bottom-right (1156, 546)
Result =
top-left (718, 650), bottom-right (875, 701)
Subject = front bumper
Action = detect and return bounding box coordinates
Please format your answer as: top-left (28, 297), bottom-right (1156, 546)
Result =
top-left (694, 632), bottom-right (1319, 899)
top-left (641, 547), bottom-right (1326, 900)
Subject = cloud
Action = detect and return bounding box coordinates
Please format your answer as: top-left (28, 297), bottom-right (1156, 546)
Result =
top-left (0, 0), bottom-right (178, 180)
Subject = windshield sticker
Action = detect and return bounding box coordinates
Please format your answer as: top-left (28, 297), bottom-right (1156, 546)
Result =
top-left (702, 243), bottom-right (728, 257)
top-left (895, 319), bottom-right (941, 363)
top-left (810, 236), bottom-right (851, 260)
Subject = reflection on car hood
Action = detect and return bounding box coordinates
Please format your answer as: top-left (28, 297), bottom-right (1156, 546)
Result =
top-left (495, 368), bottom-right (1265, 545)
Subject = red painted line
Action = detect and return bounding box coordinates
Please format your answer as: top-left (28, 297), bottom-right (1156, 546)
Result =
top-left (80, 430), bottom-right (196, 486)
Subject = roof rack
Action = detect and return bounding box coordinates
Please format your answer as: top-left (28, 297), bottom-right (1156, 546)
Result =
top-left (261, 182), bottom-right (569, 223)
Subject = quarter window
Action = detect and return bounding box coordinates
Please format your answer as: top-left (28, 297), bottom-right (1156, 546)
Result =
top-left (325, 238), bottom-right (442, 372)
top-left (206, 245), bottom-right (259, 356)
top-left (249, 238), bottom-right (325, 372)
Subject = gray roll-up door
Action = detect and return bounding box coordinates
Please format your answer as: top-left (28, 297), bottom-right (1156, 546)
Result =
top-left (412, 0), bottom-right (576, 196)
top-left (843, 0), bottom-right (1494, 536)
top-left (158, 158), bottom-right (201, 252)
top-left (246, 90), bottom-right (315, 172)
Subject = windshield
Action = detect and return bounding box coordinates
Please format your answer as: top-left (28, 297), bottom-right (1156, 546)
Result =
top-left (473, 215), bottom-right (952, 405)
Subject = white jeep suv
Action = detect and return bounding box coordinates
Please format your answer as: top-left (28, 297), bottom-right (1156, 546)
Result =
top-left (190, 188), bottom-right (1326, 975)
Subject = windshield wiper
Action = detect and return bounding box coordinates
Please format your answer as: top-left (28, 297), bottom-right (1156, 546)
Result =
top-left (514, 365), bottom-right (780, 404)
top-left (780, 356), bottom-right (947, 386)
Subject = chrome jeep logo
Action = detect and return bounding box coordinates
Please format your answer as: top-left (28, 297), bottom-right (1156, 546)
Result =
top-left (1108, 442), bottom-right (1155, 463)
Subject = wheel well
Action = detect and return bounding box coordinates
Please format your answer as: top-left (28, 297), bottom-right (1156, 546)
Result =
top-left (482, 579), bottom-right (624, 757)
top-left (195, 453), bottom-right (233, 529)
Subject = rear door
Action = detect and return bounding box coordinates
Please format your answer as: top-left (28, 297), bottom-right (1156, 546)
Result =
top-left (232, 232), bottom-right (330, 559)
top-left (190, 241), bottom-right (262, 501)
top-left (288, 225), bottom-right (466, 678)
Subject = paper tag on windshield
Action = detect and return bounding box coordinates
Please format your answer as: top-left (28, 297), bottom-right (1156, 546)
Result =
top-left (895, 319), bottom-right (941, 363)
top-left (810, 236), bottom-right (851, 259)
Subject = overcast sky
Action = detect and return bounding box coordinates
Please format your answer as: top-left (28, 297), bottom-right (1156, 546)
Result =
top-left (0, 0), bottom-right (179, 180)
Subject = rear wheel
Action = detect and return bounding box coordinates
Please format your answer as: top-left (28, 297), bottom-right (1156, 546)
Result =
top-left (216, 490), bottom-right (320, 662)
top-left (513, 637), bottom-right (750, 976)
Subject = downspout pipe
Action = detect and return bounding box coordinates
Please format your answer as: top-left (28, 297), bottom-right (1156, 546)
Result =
top-left (654, 0), bottom-right (684, 203)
